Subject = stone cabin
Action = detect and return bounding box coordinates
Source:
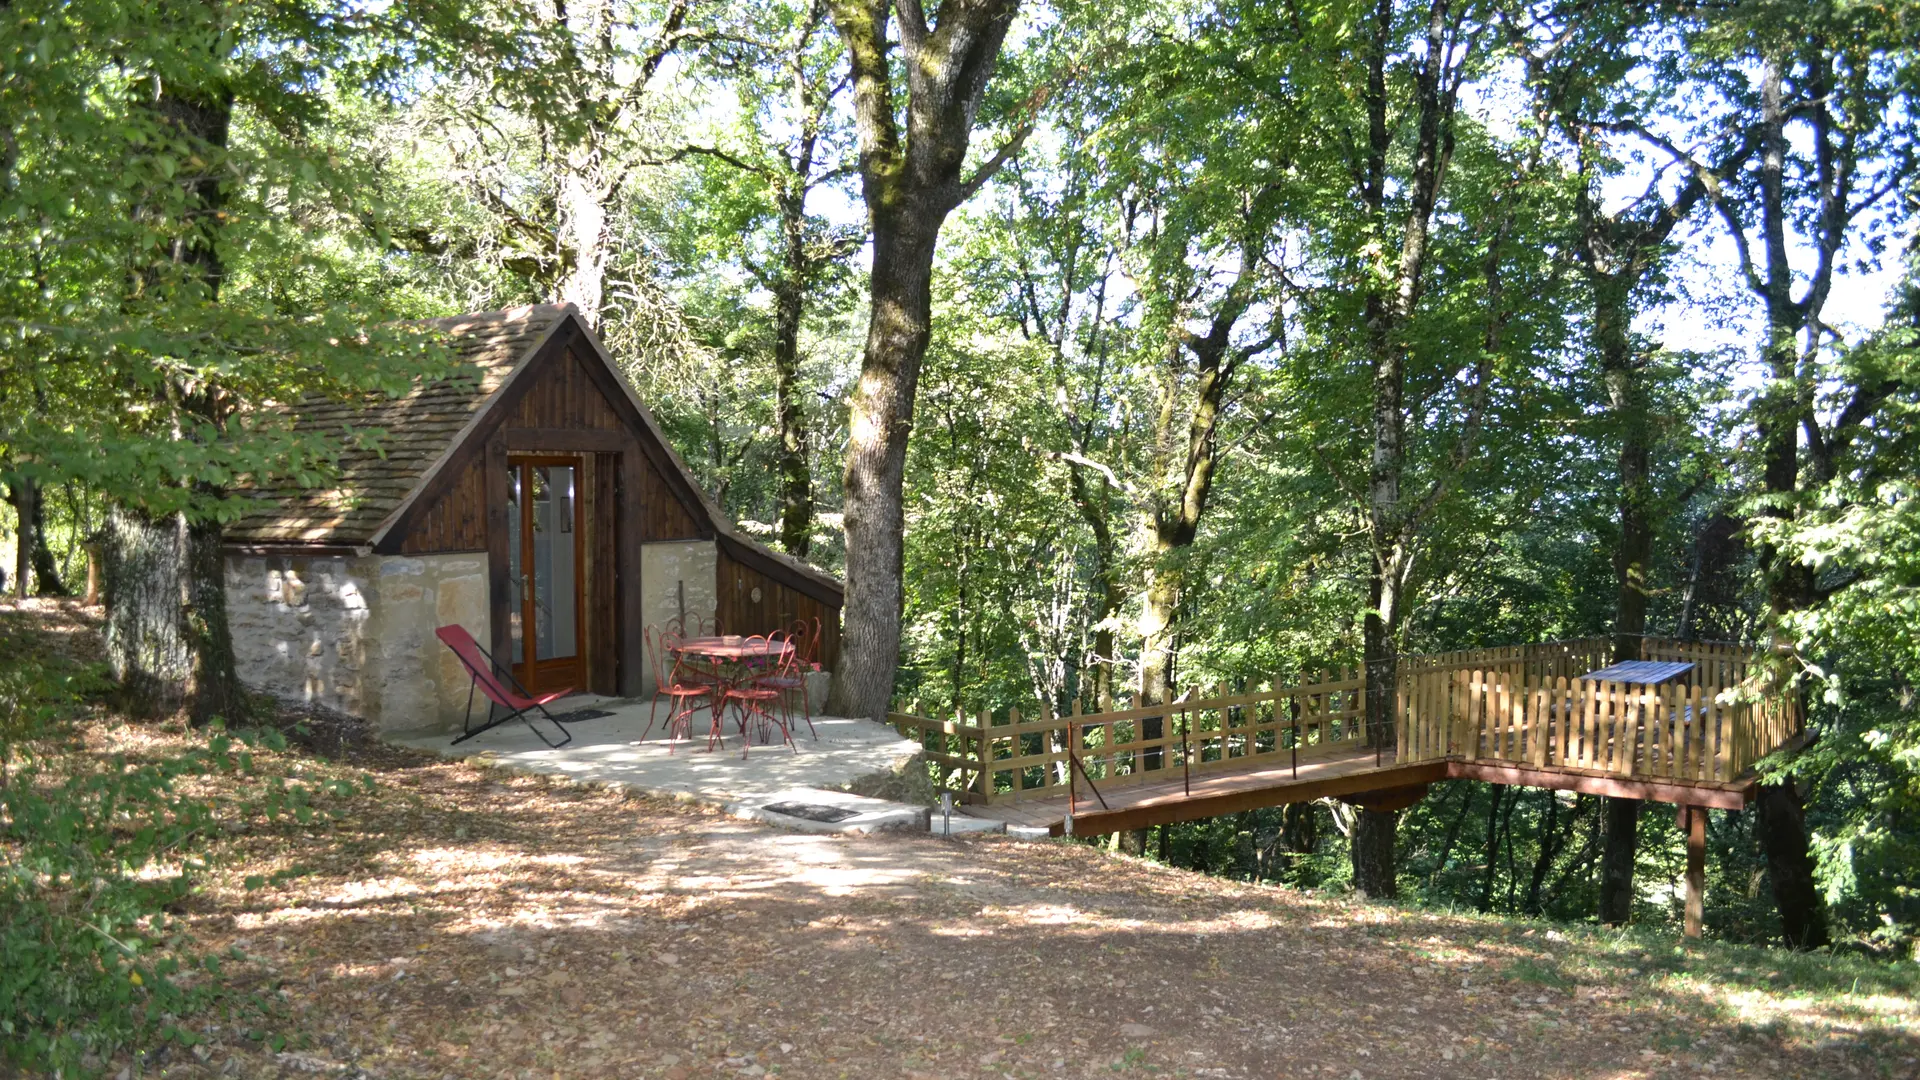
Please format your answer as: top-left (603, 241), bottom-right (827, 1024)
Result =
top-left (222, 303), bottom-right (841, 734)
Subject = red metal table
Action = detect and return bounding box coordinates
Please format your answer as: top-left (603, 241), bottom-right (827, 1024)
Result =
top-left (667, 636), bottom-right (796, 751)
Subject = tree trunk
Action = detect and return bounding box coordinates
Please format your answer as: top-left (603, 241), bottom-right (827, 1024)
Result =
top-left (8, 478), bottom-right (35, 598)
top-left (823, 0), bottom-right (1020, 721)
top-left (826, 216), bottom-right (940, 720)
top-left (1351, 808), bottom-right (1398, 899)
top-left (24, 479), bottom-right (66, 596)
top-left (182, 511), bottom-right (244, 723)
top-left (1524, 789), bottom-right (1564, 914)
top-left (1282, 801), bottom-right (1317, 855)
top-left (1477, 783), bottom-right (1505, 912)
top-left (1742, 56), bottom-right (1829, 947)
top-left (113, 81), bottom-right (248, 722)
top-left (557, 164), bottom-right (609, 328)
top-left (1598, 795), bottom-right (1640, 925)
top-left (771, 275), bottom-right (813, 558)
top-left (1136, 549), bottom-right (1178, 768)
top-left (1756, 780), bottom-right (1830, 948)
top-left (101, 507), bottom-right (190, 717)
top-left (1598, 276), bottom-right (1649, 926)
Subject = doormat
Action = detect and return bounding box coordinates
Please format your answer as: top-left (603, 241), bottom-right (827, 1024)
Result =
top-left (761, 801), bottom-right (860, 823)
top-left (553, 708), bottom-right (615, 724)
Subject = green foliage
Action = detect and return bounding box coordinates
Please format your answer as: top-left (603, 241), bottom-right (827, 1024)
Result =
top-left (0, 612), bottom-right (370, 1075)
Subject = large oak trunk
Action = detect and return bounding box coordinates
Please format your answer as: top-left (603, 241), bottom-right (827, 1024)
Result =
top-left (826, 218), bottom-right (940, 720)
top-left (102, 508), bottom-right (190, 717)
top-left (111, 81), bottom-right (248, 723)
top-left (823, 0), bottom-right (1020, 720)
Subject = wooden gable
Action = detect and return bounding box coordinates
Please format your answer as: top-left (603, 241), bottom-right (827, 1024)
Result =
top-left (384, 326), bottom-right (707, 556)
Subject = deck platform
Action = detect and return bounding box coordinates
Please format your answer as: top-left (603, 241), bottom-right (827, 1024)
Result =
top-left (960, 745), bottom-right (1765, 836)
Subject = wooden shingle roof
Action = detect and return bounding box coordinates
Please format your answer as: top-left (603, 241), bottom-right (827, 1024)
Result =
top-left (225, 304), bottom-right (569, 548)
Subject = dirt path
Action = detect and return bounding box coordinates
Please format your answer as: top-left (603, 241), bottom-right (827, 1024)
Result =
top-left (87, 736), bottom-right (1899, 1080)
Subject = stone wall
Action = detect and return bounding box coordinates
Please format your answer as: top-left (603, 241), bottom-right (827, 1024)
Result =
top-left (225, 552), bottom-right (489, 733)
top-left (638, 540), bottom-right (717, 696)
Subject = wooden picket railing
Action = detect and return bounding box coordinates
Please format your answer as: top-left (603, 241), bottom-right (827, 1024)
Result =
top-left (890, 637), bottom-right (1797, 805)
top-left (1394, 667), bottom-right (1800, 783)
top-left (890, 668), bottom-right (1371, 806)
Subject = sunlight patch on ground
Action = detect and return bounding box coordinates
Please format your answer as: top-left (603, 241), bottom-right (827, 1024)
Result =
top-left (320, 877), bottom-right (424, 905)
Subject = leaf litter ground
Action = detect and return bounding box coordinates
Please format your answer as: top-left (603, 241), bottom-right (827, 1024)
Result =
top-left (9, 604), bottom-right (1916, 1080)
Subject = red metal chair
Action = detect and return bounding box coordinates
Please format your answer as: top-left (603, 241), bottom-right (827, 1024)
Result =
top-left (756, 626), bottom-right (818, 741)
top-left (724, 634), bottom-right (796, 757)
top-left (791, 616), bottom-right (824, 672)
top-left (666, 613), bottom-right (723, 637)
top-left (664, 614), bottom-right (727, 688)
top-left (642, 626), bottom-right (719, 752)
top-left (436, 625), bottom-right (573, 748)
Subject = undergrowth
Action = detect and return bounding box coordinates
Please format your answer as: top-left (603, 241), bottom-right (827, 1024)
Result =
top-left (0, 603), bottom-right (373, 1076)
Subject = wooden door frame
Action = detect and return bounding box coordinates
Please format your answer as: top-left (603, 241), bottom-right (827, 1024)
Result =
top-left (490, 432), bottom-right (647, 697)
top-left (506, 453), bottom-right (587, 692)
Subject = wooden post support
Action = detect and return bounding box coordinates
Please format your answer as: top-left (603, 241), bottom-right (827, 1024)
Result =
top-left (1682, 804), bottom-right (1707, 940)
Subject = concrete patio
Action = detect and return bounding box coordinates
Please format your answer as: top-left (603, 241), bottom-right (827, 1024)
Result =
top-left (390, 695), bottom-right (930, 808)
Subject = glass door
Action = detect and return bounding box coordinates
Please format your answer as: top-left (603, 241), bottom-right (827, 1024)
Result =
top-left (506, 456), bottom-right (584, 693)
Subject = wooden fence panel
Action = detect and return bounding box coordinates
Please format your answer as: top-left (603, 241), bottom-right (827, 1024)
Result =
top-left (890, 638), bottom-right (1791, 804)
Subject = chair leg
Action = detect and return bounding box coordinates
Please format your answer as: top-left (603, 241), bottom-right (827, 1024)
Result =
top-left (642, 690), bottom-right (661, 743)
top-left (526, 703), bottom-right (573, 749)
top-left (705, 694), bottom-right (730, 754)
top-left (792, 681), bottom-right (817, 740)
top-left (665, 693), bottom-right (708, 753)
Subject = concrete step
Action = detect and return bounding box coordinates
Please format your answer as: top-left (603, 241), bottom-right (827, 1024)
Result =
top-left (725, 788), bottom-right (929, 834)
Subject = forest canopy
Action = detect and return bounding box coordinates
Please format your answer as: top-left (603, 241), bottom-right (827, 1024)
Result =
top-left (2, 0), bottom-right (1917, 954)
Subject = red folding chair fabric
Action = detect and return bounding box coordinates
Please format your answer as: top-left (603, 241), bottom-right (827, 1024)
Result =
top-left (437, 625), bottom-right (574, 748)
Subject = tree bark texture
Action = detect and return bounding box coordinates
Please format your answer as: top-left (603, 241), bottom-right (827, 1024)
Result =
top-left (824, 0), bottom-right (1021, 721)
top-left (102, 507), bottom-right (190, 717)
top-left (1756, 780), bottom-right (1830, 948)
top-left (1351, 807), bottom-right (1398, 899)
top-left (111, 79), bottom-right (248, 722)
top-left (1741, 55), bottom-right (1829, 947)
top-left (1598, 795), bottom-right (1640, 925)
top-left (1352, 0), bottom-right (1467, 889)
top-left (1133, 228), bottom-right (1271, 760)
top-left (8, 478), bottom-right (66, 597)
top-left (1599, 279), bottom-right (1649, 927)
top-left (771, 274), bottom-right (814, 557)
top-left (829, 218), bottom-right (942, 719)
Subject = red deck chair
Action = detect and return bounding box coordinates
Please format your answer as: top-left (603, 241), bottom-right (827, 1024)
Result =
top-left (436, 625), bottom-right (574, 748)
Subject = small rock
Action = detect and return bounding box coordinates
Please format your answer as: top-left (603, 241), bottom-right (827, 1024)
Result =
top-left (655, 952), bottom-right (680, 967)
top-left (1119, 1023), bottom-right (1157, 1038)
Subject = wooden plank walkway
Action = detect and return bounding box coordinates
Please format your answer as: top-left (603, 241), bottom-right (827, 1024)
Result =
top-left (961, 745), bottom-right (1441, 835)
top-left (959, 743), bottom-right (1767, 836)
